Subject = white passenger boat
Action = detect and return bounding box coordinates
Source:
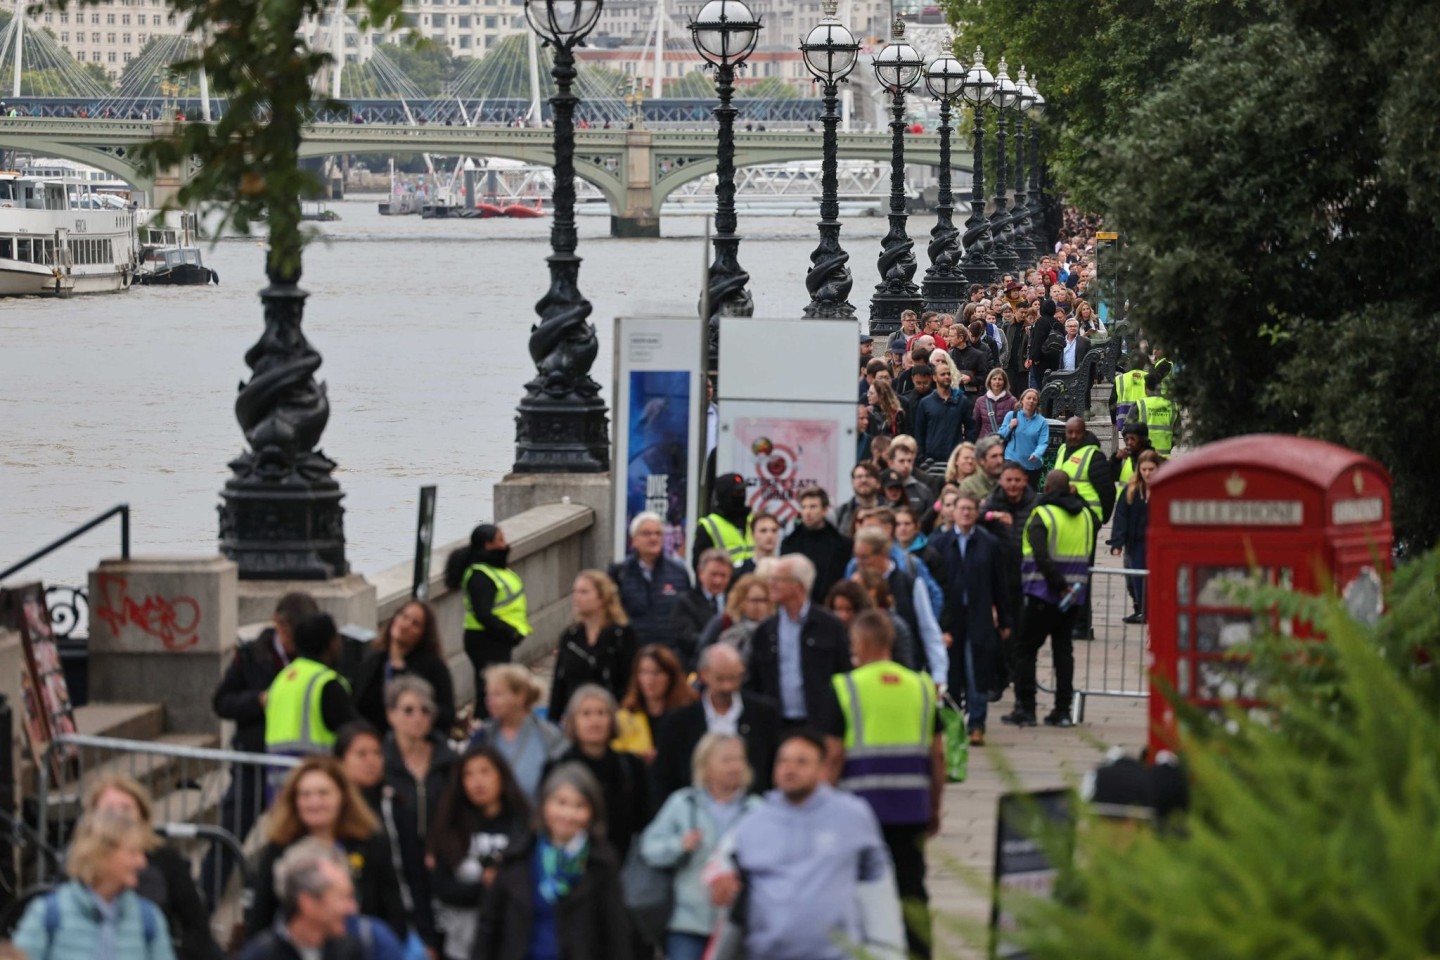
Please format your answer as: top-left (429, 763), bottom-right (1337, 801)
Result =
top-left (0, 173), bottom-right (140, 297)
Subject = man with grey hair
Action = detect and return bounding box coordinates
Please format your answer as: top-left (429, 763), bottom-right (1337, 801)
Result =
top-left (746, 555), bottom-right (849, 742)
top-left (239, 840), bottom-right (366, 960)
top-left (852, 527), bottom-right (949, 694)
top-left (652, 642), bottom-right (782, 805)
top-left (960, 434), bottom-right (1007, 502)
top-left (606, 511), bottom-right (692, 649)
top-left (669, 547), bottom-right (734, 671)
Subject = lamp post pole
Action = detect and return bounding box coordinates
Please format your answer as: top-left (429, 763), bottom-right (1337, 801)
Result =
top-left (1008, 67), bottom-right (1037, 270)
top-left (1025, 75), bottom-right (1046, 252)
top-left (986, 56), bottom-right (1018, 279)
top-left (867, 17), bottom-right (923, 337)
top-left (920, 42), bottom-right (967, 314)
top-left (800, 0), bottom-right (860, 320)
top-left (514, 0), bottom-right (609, 473)
top-left (957, 47), bottom-right (996, 286)
top-left (690, 0), bottom-right (760, 370)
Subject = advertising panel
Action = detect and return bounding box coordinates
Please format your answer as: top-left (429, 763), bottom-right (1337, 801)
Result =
top-left (727, 413), bottom-right (842, 525)
top-left (613, 317), bottom-right (705, 563)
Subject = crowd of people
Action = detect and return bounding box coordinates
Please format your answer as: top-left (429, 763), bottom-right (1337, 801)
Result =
top-left (3, 229), bottom-right (1176, 960)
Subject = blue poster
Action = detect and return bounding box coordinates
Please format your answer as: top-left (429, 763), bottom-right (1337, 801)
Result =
top-left (626, 370), bottom-right (693, 559)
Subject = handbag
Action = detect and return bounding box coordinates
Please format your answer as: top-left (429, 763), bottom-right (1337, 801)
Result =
top-left (940, 694), bottom-right (969, 783)
top-left (622, 792), bottom-right (697, 943)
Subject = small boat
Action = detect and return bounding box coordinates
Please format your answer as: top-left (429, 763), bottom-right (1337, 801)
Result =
top-left (136, 245), bottom-right (217, 285)
top-left (502, 198), bottom-right (546, 219)
top-left (300, 201), bottom-right (340, 222)
top-left (476, 198), bottom-right (506, 218)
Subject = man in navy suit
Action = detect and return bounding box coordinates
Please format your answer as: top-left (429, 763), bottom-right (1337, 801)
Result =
top-left (930, 491), bottom-right (1013, 745)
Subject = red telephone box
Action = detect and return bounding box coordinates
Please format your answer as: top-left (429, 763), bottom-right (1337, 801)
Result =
top-left (1146, 435), bottom-right (1392, 753)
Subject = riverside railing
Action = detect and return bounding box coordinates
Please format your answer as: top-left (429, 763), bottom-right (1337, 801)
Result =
top-left (1039, 566), bottom-right (1151, 724)
top-left (36, 734), bottom-right (297, 908)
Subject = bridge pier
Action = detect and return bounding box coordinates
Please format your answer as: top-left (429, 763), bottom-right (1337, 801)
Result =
top-left (613, 130), bottom-right (661, 239)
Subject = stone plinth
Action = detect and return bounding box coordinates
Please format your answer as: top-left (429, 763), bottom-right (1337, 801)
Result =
top-left (86, 556), bottom-right (238, 735)
top-left (236, 573), bottom-right (377, 636)
top-left (494, 472), bottom-right (614, 572)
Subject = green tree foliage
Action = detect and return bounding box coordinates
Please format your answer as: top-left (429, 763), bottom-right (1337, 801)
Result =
top-left (113, 0), bottom-right (407, 281)
top-left (657, 68), bottom-right (714, 99)
top-left (946, 0), bottom-right (1440, 544)
top-left (1012, 550), bottom-right (1440, 958)
top-left (944, 0), bottom-right (1264, 207)
top-left (736, 75), bottom-right (801, 99)
top-left (370, 40), bottom-right (458, 96)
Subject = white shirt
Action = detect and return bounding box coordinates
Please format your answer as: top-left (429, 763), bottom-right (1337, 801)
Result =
top-left (703, 692), bottom-right (743, 735)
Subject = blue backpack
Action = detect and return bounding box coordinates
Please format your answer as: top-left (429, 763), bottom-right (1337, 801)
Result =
top-left (42, 887), bottom-right (160, 960)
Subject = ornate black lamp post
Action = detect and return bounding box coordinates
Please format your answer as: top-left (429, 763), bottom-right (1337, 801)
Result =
top-left (1024, 74), bottom-right (1046, 250)
top-left (986, 56), bottom-right (1020, 278)
top-left (920, 41), bottom-right (967, 315)
top-left (690, 0), bottom-right (760, 367)
top-left (799, 0), bottom-right (860, 320)
top-left (1007, 67), bottom-right (1037, 269)
top-left (867, 17), bottom-right (924, 337)
top-left (514, 0), bottom-right (609, 473)
top-left (217, 259), bottom-right (348, 579)
top-left (957, 47), bottom-right (997, 286)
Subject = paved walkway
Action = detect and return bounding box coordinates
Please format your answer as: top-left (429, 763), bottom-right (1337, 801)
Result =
top-left (928, 500), bottom-right (1151, 957)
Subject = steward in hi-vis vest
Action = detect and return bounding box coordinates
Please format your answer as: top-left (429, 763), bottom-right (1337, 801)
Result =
top-left (446, 523), bottom-right (531, 719)
top-left (694, 471), bottom-right (754, 571)
top-left (1005, 470), bottom-right (1101, 731)
top-left (1135, 372), bottom-right (1176, 456)
top-left (264, 612), bottom-right (354, 788)
top-left (833, 610), bottom-right (944, 960)
top-left (1113, 364), bottom-right (1149, 435)
top-left (1053, 416), bottom-right (1115, 524)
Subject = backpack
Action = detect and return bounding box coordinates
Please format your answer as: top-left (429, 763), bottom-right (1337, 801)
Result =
top-left (43, 888), bottom-right (159, 960)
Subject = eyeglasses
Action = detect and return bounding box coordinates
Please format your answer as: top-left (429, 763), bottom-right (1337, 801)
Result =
top-left (398, 704), bottom-right (433, 717)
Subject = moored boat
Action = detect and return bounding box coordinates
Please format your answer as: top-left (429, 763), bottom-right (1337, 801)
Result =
top-left (502, 198), bottom-right (546, 218)
top-left (0, 174), bottom-right (139, 297)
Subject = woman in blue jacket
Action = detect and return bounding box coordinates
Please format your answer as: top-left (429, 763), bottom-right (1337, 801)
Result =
top-left (997, 388), bottom-right (1049, 484)
top-left (12, 809), bottom-right (176, 960)
top-left (639, 733), bottom-right (761, 960)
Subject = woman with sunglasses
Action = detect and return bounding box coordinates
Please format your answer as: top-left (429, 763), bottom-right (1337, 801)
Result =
top-left (383, 675), bottom-right (457, 848)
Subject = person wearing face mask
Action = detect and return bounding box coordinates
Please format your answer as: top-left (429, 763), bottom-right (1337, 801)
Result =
top-left (693, 473), bottom-right (755, 573)
top-left (445, 523), bottom-right (531, 718)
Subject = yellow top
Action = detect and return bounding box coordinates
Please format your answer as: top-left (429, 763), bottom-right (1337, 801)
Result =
top-left (612, 709), bottom-right (654, 755)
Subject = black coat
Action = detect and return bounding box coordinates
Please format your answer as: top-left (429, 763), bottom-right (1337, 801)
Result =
top-left (780, 522), bottom-right (854, 605)
top-left (247, 832), bottom-right (407, 940)
top-left (1108, 489), bottom-right (1151, 555)
top-left (352, 646), bottom-right (457, 736)
top-left (359, 782), bottom-right (437, 947)
top-left (746, 606), bottom-right (850, 731)
top-left (606, 554), bottom-right (691, 650)
top-left (930, 526), bottom-right (1012, 695)
top-left (382, 731), bottom-right (457, 840)
top-left (473, 834), bottom-right (630, 960)
top-left (542, 747), bottom-right (650, 862)
top-left (548, 622), bottom-right (638, 720)
top-left (668, 586), bottom-right (725, 672)
top-left (238, 930), bottom-right (365, 960)
top-left (1029, 314), bottom-right (1063, 375)
top-left (650, 693), bottom-right (782, 807)
top-left (139, 844), bottom-right (225, 960)
top-left (211, 630), bottom-right (286, 752)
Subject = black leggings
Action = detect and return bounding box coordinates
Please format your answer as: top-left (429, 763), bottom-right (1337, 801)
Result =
top-left (463, 632), bottom-right (511, 719)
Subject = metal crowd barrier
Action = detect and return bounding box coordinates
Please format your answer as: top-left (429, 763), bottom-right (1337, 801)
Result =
top-left (1039, 566), bottom-right (1150, 724)
top-left (36, 734), bottom-right (296, 909)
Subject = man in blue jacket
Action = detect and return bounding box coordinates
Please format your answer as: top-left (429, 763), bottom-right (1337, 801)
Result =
top-left (913, 362), bottom-right (976, 465)
top-left (607, 512), bottom-right (692, 649)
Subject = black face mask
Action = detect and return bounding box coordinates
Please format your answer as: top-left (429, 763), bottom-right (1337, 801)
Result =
top-left (479, 546), bottom-right (511, 567)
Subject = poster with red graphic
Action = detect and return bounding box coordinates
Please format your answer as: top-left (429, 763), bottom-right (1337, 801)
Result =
top-left (729, 416), bottom-right (841, 525)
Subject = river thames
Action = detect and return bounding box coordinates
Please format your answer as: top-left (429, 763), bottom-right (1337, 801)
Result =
top-left (0, 197), bottom-right (892, 584)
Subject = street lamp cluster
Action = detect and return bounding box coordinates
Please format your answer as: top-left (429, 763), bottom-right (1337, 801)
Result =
top-left (510, 0), bottom-right (1050, 474)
